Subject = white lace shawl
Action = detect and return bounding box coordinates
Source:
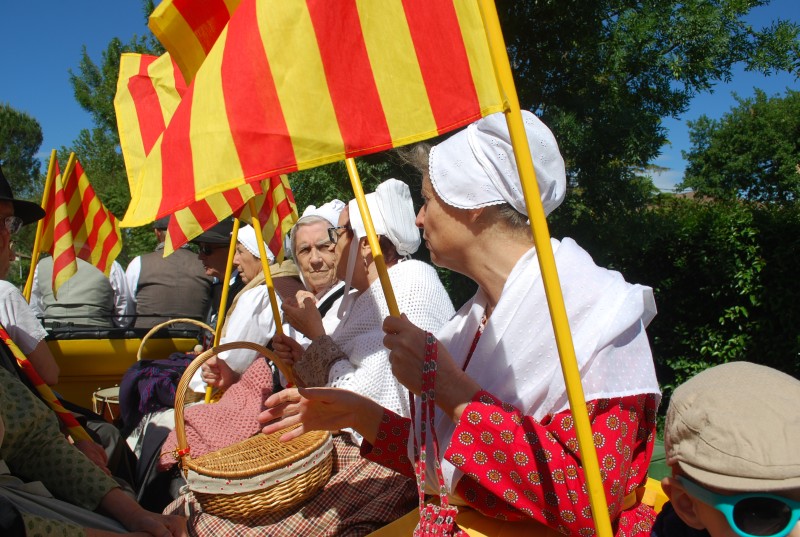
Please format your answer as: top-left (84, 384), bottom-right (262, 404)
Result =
top-left (411, 238), bottom-right (661, 498)
top-left (329, 259), bottom-right (455, 420)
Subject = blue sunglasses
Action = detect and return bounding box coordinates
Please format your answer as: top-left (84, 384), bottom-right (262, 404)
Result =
top-left (677, 476), bottom-right (800, 537)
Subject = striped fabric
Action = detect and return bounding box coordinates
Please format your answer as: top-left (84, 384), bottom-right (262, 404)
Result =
top-left (116, 53), bottom-right (297, 257)
top-left (40, 155), bottom-right (123, 283)
top-left (121, 0), bottom-right (504, 228)
top-left (0, 324), bottom-right (90, 442)
top-left (115, 52), bottom-right (188, 200)
top-left (39, 159), bottom-right (77, 297)
top-left (164, 175), bottom-right (298, 261)
top-left (149, 0), bottom-right (242, 85)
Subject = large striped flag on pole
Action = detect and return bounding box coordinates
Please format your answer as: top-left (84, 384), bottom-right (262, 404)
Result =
top-left (121, 0), bottom-right (504, 228)
top-left (40, 154), bottom-right (123, 290)
top-left (149, 0), bottom-right (243, 85)
top-left (116, 52), bottom-right (298, 256)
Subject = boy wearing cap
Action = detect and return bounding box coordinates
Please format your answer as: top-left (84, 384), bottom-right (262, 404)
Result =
top-left (655, 361), bottom-right (800, 537)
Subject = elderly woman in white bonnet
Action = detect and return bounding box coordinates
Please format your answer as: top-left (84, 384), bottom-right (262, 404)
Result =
top-left (262, 112), bottom-right (661, 537)
top-left (284, 199), bottom-right (347, 342)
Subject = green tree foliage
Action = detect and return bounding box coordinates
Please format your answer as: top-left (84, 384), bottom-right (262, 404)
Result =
top-left (0, 104), bottom-right (44, 199)
top-left (681, 89), bottom-right (800, 201)
top-left (560, 196), bottom-right (800, 399)
top-left (498, 0), bottom-right (800, 215)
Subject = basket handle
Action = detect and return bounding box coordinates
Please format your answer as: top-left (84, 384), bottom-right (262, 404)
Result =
top-left (173, 341), bottom-right (302, 463)
top-left (137, 318), bottom-right (214, 360)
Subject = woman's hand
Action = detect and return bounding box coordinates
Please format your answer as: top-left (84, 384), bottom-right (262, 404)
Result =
top-left (383, 314), bottom-right (481, 423)
top-left (98, 488), bottom-right (188, 537)
top-left (200, 356), bottom-right (239, 390)
top-left (270, 333), bottom-right (305, 371)
top-left (258, 387), bottom-right (384, 445)
top-left (73, 439), bottom-right (111, 476)
top-left (282, 295), bottom-right (325, 339)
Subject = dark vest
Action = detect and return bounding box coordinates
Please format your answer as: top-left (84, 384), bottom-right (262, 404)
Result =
top-left (133, 247), bottom-right (212, 328)
top-left (36, 257), bottom-right (114, 327)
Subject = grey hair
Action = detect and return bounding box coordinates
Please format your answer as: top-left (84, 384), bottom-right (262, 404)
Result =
top-left (289, 214), bottom-right (333, 256)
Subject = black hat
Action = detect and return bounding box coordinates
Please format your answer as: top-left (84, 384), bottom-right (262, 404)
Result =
top-left (0, 164), bottom-right (46, 225)
top-left (153, 216), bottom-right (170, 230)
top-left (191, 219), bottom-right (234, 245)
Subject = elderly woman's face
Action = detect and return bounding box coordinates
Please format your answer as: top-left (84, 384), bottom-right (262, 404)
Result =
top-left (416, 176), bottom-right (469, 272)
top-left (294, 221), bottom-right (338, 296)
top-left (233, 243), bottom-right (263, 284)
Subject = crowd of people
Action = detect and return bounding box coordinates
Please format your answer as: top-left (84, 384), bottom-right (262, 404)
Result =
top-left (0, 110), bottom-right (796, 537)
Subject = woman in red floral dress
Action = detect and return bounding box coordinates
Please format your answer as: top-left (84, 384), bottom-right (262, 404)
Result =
top-left (261, 111), bottom-right (661, 537)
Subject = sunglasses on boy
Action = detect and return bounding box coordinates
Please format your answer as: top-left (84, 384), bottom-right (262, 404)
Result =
top-left (677, 476), bottom-right (800, 537)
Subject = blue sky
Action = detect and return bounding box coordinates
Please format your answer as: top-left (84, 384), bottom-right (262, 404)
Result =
top-left (1, 1), bottom-right (798, 192)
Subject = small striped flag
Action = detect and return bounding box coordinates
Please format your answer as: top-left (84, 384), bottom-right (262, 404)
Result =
top-left (39, 159), bottom-right (77, 297)
top-left (121, 0), bottom-right (503, 228)
top-left (40, 155), bottom-right (123, 294)
top-left (149, 0), bottom-right (243, 85)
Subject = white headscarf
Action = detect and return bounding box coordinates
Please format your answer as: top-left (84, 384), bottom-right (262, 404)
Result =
top-left (429, 110), bottom-right (566, 217)
top-left (237, 225), bottom-right (275, 262)
top-left (338, 179), bottom-right (421, 318)
top-left (348, 178), bottom-right (420, 257)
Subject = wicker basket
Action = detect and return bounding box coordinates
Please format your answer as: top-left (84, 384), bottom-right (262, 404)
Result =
top-left (173, 341), bottom-right (333, 519)
top-left (137, 318), bottom-right (214, 361)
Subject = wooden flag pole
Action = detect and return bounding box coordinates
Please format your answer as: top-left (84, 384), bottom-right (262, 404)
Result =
top-left (477, 2), bottom-right (613, 536)
top-left (205, 218), bottom-right (241, 404)
top-left (344, 158), bottom-right (400, 317)
top-left (23, 149), bottom-right (58, 301)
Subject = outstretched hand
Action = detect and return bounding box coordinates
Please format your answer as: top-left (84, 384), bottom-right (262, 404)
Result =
top-left (258, 387), bottom-right (384, 445)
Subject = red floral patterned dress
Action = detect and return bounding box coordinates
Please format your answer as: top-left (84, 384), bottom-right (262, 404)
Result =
top-left (361, 327), bottom-right (659, 537)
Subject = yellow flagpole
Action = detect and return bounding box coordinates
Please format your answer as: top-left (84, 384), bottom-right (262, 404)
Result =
top-left (247, 198), bottom-right (284, 335)
top-left (23, 149), bottom-right (58, 301)
top-left (344, 158), bottom-right (400, 317)
top-left (477, 2), bottom-right (613, 536)
top-left (205, 218), bottom-right (240, 404)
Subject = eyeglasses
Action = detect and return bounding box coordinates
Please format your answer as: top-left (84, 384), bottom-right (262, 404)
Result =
top-left (198, 243), bottom-right (226, 256)
top-left (327, 224), bottom-right (351, 245)
top-left (2, 216), bottom-right (23, 235)
top-left (677, 476), bottom-right (800, 537)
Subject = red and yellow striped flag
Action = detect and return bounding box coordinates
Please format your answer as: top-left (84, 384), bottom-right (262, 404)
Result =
top-left (40, 155), bottom-right (123, 286)
top-left (115, 52), bottom-right (296, 256)
top-left (122, 0), bottom-right (503, 228)
top-left (149, 0), bottom-right (242, 85)
top-left (39, 159), bottom-right (77, 297)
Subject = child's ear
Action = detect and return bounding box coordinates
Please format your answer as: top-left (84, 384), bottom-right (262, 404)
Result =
top-left (663, 477), bottom-right (707, 531)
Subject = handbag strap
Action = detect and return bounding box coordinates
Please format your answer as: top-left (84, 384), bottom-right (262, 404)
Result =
top-left (409, 332), bottom-right (453, 509)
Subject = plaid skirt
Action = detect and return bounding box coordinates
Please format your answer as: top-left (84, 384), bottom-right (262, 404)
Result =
top-left (163, 434), bottom-right (417, 536)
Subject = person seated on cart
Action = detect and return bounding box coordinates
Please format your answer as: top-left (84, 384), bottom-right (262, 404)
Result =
top-left (261, 111), bottom-right (661, 537)
top-left (283, 198), bottom-right (347, 347)
top-left (653, 361), bottom-right (800, 537)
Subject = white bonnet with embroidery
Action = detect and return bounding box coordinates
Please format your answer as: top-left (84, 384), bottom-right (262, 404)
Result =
top-left (429, 110), bottom-right (566, 217)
